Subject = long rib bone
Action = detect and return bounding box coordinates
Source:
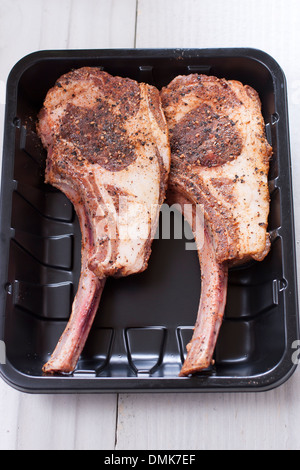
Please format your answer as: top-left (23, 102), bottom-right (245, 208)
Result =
top-left (42, 194), bottom-right (106, 374)
top-left (168, 190), bottom-right (228, 376)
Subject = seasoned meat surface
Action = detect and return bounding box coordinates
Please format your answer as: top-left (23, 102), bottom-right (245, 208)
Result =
top-left (37, 67), bottom-right (170, 374)
top-left (161, 74), bottom-right (271, 376)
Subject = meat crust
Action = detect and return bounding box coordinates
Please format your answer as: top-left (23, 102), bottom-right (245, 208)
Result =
top-left (161, 74), bottom-right (272, 266)
top-left (161, 74), bottom-right (272, 376)
top-left (37, 67), bottom-right (170, 374)
top-left (38, 67), bottom-right (170, 279)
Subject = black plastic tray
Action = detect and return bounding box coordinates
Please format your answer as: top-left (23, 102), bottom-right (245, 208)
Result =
top-left (0, 48), bottom-right (299, 393)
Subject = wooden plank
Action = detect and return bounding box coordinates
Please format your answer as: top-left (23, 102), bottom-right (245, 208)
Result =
top-left (0, 0), bottom-right (137, 451)
top-left (1, 0), bottom-right (300, 452)
top-left (0, 378), bottom-right (119, 450)
top-left (67, 0), bottom-right (137, 49)
top-left (116, 372), bottom-right (300, 450)
top-left (115, 0), bottom-right (300, 451)
top-left (0, 0), bottom-right (137, 79)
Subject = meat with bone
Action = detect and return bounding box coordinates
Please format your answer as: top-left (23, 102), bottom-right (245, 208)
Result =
top-left (160, 74), bottom-right (272, 376)
top-left (37, 67), bottom-right (170, 374)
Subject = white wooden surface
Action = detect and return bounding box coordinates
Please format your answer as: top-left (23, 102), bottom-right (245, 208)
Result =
top-left (0, 0), bottom-right (300, 450)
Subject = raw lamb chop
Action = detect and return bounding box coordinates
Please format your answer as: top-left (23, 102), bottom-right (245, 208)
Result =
top-left (37, 67), bottom-right (170, 374)
top-left (160, 74), bottom-right (272, 376)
